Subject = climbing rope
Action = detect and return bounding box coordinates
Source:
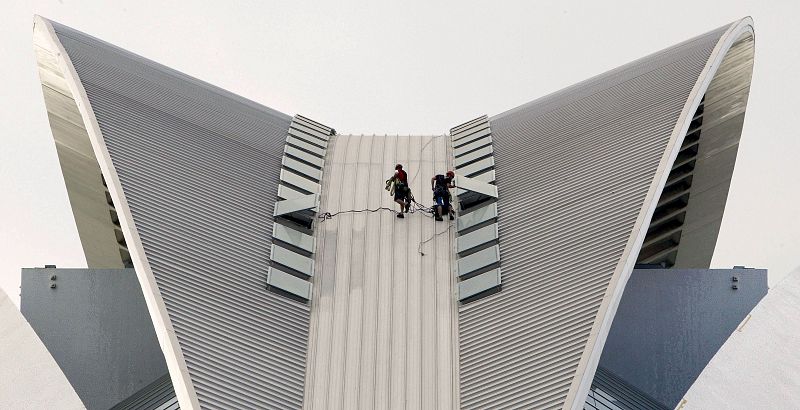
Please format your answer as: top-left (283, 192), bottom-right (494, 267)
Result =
top-left (408, 134), bottom-right (444, 186)
top-left (417, 223), bottom-right (454, 256)
top-left (318, 207), bottom-right (398, 220)
top-left (317, 199), bottom-right (453, 256)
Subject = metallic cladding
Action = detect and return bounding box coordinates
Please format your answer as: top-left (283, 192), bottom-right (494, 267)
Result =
top-left (584, 366), bottom-right (669, 410)
top-left (111, 374), bottom-right (178, 410)
top-left (50, 22), bottom-right (311, 409)
top-left (458, 25), bottom-right (731, 409)
top-left (303, 134), bottom-right (459, 410)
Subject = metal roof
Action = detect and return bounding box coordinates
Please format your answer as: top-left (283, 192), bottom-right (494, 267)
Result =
top-left (111, 374), bottom-right (178, 410)
top-left (584, 366), bottom-right (668, 410)
top-left (303, 134), bottom-right (459, 409)
top-left (36, 16), bottom-right (310, 409)
top-left (32, 14), bottom-right (756, 410)
top-left (459, 18), bottom-right (754, 410)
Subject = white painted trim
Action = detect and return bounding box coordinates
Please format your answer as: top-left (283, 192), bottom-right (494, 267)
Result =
top-left (564, 17), bottom-right (756, 410)
top-left (33, 15), bottom-right (201, 410)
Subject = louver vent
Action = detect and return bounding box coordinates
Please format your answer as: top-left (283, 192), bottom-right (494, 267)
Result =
top-left (267, 115), bottom-right (335, 301)
top-left (450, 115), bottom-right (502, 302)
top-left (637, 97), bottom-right (705, 268)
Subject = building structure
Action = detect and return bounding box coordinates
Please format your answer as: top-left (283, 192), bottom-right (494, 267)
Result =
top-left (9, 14), bottom-right (794, 410)
top-left (0, 285), bottom-right (83, 409)
top-left (20, 268), bottom-right (167, 409)
top-left (588, 267), bottom-right (768, 409)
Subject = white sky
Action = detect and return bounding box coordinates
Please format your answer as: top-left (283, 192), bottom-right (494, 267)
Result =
top-left (1, 1), bottom-right (798, 306)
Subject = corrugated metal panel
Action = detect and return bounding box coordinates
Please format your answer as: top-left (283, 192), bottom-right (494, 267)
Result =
top-left (458, 25), bottom-right (732, 409)
top-left (303, 134), bottom-right (459, 410)
top-left (111, 374), bottom-right (178, 410)
top-left (584, 367), bottom-right (668, 410)
top-left (50, 21), bottom-right (311, 409)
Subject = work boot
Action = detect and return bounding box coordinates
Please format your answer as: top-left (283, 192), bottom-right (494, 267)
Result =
top-left (449, 214), bottom-right (455, 221)
top-left (435, 215), bottom-right (443, 221)
top-left (396, 213), bottom-right (404, 219)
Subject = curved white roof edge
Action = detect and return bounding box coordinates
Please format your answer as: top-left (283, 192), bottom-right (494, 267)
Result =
top-left (564, 17), bottom-right (755, 409)
top-left (32, 15), bottom-right (201, 410)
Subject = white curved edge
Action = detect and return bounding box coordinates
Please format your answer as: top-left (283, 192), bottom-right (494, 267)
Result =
top-left (564, 17), bottom-right (755, 410)
top-left (33, 15), bottom-right (201, 410)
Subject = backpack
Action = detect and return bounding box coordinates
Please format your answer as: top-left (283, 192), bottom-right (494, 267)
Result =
top-left (433, 174), bottom-right (447, 196)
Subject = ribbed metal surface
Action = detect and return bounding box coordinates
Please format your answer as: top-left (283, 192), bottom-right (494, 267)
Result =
top-left (458, 25), bottom-right (730, 409)
top-left (584, 367), bottom-right (668, 410)
top-left (303, 134), bottom-right (459, 410)
top-left (111, 374), bottom-right (178, 410)
top-left (51, 22), bottom-right (311, 409)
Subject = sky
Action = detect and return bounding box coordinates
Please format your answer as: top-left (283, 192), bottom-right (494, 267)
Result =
top-left (1, 0), bottom-right (798, 306)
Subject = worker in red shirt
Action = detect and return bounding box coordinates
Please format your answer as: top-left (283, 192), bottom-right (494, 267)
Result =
top-left (390, 164), bottom-right (411, 218)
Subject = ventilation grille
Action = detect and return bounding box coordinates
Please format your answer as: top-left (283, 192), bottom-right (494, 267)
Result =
top-left (267, 115), bottom-right (335, 301)
top-left (101, 173), bottom-right (132, 267)
top-left (450, 115), bottom-right (502, 303)
top-left (637, 96), bottom-right (705, 268)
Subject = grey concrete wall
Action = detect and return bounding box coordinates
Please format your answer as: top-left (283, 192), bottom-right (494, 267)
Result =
top-left (0, 286), bottom-right (84, 409)
top-left (598, 268), bottom-right (767, 408)
top-left (21, 268), bottom-right (167, 410)
top-left (682, 267), bottom-right (800, 409)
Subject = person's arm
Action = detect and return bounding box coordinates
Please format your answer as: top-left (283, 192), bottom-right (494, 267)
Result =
top-left (431, 177), bottom-right (436, 191)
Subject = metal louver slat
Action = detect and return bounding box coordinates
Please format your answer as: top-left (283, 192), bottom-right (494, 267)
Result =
top-left (286, 135), bottom-right (326, 157)
top-left (270, 244), bottom-right (315, 277)
top-left (280, 169), bottom-right (320, 194)
top-left (458, 245), bottom-right (501, 278)
top-left (454, 135), bottom-right (493, 157)
top-left (457, 223), bottom-right (499, 254)
top-left (282, 156), bottom-right (323, 181)
top-left (268, 268), bottom-right (313, 300)
top-left (285, 145), bottom-right (325, 169)
top-left (455, 145), bottom-right (494, 168)
top-left (273, 223), bottom-right (315, 254)
top-left (288, 127), bottom-right (328, 148)
top-left (459, 269), bottom-right (502, 300)
top-left (457, 203), bottom-right (498, 232)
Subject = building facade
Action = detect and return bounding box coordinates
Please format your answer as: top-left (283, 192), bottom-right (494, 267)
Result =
top-left (15, 14), bottom-right (782, 410)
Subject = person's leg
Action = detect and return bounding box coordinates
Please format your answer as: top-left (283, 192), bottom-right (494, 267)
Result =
top-left (434, 196), bottom-right (444, 221)
top-left (395, 194), bottom-right (405, 218)
top-left (444, 197), bottom-right (454, 220)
